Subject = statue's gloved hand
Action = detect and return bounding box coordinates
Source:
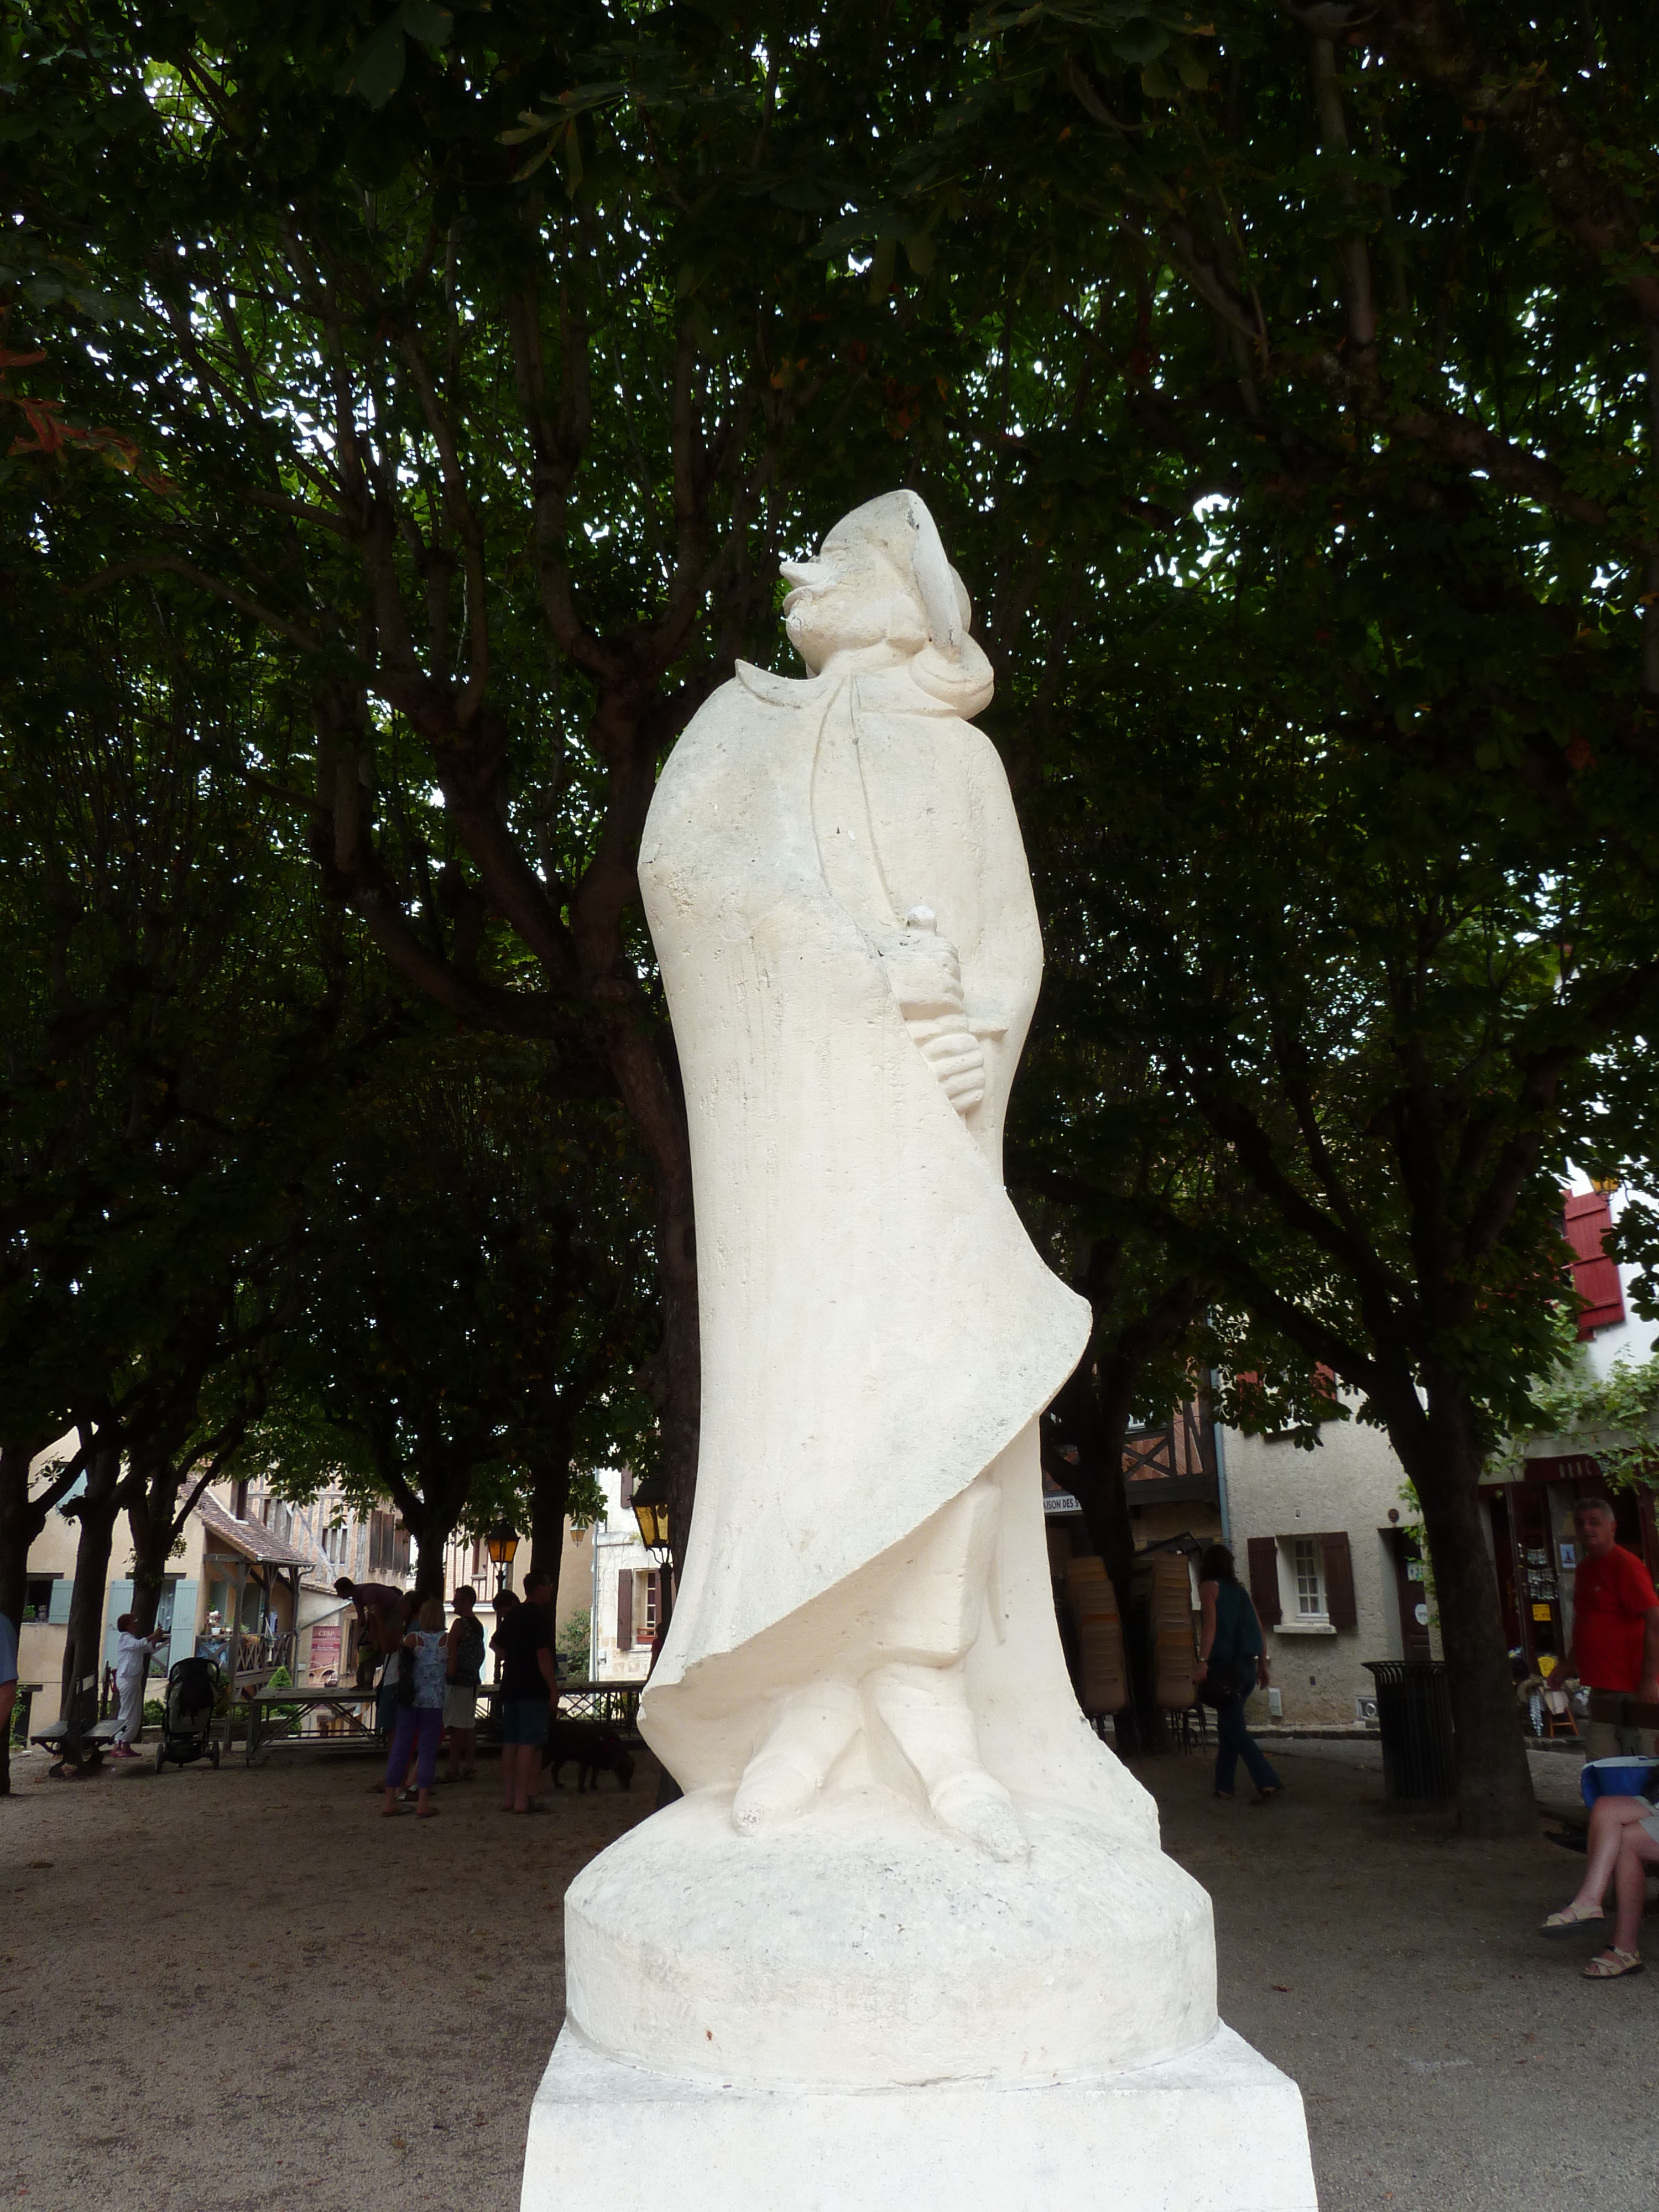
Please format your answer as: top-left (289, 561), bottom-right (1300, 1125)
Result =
top-left (876, 906), bottom-right (985, 1118)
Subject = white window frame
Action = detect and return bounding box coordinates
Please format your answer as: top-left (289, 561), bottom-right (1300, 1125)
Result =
top-left (1291, 1536), bottom-right (1325, 1620)
top-left (1274, 1535), bottom-right (1338, 1635)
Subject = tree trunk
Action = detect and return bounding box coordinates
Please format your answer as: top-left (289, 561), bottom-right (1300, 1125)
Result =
top-left (1093, 1356), bottom-right (1168, 1759)
top-left (1041, 1248), bottom-right (1209, 1757)
top-left (411, 1519), bottom-right (451, 1603)
top-left (126, 1451), bottom-right (184, 1636)
top-left (1047, 1343), bottom-right (1160, 1755)
top-left (1384, 1379), bottom-right (1535, 1838)
top-left (56, 1444), bottom-right (126, 1748)
top-left (0, 1438), bottom-right (52, 1634)
top-left (400, 1463), bottom-right (476, 1604)
top-left (598, 1012), bottom-right (700, 1584)
top-left (528, 1452), bottom-right (573, 1621)
top-left (655, 1161), bottom-right (701, 1590)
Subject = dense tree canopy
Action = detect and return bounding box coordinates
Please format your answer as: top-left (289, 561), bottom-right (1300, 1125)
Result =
top-left (5, 0), bottom-right (1659, 1827)
top-left (251, 1036), bottom-right (654, 1605)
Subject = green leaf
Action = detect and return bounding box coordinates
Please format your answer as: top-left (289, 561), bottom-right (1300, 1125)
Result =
top-left (345, 17), bottom-right (408, 109)
top-left (768, 177), bottom-right (837, 213)
top-left (498, 112), bottom-right (553, 146)
top-left (1140, 58), bottom-right (1178, 100)
top-left (561, 117), bottom-right (585, 200)
top-left (400, 0), bottom-right (453, 44)
top-left (1110, 20), bottom-right (1170, 64)
top-left (512, 139), bottom-right (558, 183)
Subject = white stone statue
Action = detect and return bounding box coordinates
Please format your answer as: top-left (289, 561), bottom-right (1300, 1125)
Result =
top-left (635, 488), bottom-right (1145, 1868)
top-left (523, 493), bottom-right (1316, 2212)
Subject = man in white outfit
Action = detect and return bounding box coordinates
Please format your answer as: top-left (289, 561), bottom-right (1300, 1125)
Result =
top-left (109, 1613), bottom-right (166, 1760)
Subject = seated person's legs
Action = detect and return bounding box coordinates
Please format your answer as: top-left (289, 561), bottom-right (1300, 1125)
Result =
top-left (1606, 1821), bottom-right (1659, 1960)
top-left (1556, 1794), bottom-right (1652, 1919)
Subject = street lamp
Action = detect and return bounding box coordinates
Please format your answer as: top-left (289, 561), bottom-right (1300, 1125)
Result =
top-left (630, 1471), bottom-right (674, 1673)
top-left (630, 1473), bottom-right (670, 1562)
top-left (487, 1517), bottom-right (519, 1597)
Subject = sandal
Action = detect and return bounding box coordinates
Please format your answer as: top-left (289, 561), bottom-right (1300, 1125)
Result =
top-left (1541, 1903), bottom-right (1605, 1938)
top-left (1584, 1947), bottom-right (1643, 1980)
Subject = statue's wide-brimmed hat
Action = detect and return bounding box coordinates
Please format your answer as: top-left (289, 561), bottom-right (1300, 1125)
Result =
top-left (817, 490), bottom-right (993, 714)
top-left (821, 491), bottom-right (971, 651)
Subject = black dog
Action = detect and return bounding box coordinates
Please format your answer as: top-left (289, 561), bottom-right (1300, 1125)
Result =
top-left (542, 1719), bottom-right (635, 1792)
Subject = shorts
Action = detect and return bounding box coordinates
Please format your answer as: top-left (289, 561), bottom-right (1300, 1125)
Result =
top-left (444, 1686), bottom-right (478, 1729)
top-left (1582, 1715), bottom-right (1659, 1763)
top-left (501, 1698), bottom-right (550, 1747)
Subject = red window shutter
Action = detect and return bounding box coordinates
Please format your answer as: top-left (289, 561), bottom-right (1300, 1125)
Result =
top-left (1318, 1532), bottom-right (1358, 1630)
top-left (1246, 1538), bottom-right (1282, 1627)
top-left (1564, 1193), bottom-right (1625, 1338)
top-left (615, 1567), bottom-right (634, 1652)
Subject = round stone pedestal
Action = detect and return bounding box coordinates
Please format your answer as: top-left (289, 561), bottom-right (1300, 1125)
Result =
top-left (564, 1784), bottom-right (1216, 2088)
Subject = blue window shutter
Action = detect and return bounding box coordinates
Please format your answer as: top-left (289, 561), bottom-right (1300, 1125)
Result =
top-left (103, 1579), bottom-right (134, 1668)
top-left (166, 1580), bottom-right (199, 1672)
top-left (47, 1577), bottom-right (74, 1625)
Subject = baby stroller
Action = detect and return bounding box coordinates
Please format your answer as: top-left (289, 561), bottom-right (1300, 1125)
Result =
top-left (154, 1654), bottom-right (223, 1773)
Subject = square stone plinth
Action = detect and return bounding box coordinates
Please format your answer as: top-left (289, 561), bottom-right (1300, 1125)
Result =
top-left (522, 2025), bottom-right (1318, 2212)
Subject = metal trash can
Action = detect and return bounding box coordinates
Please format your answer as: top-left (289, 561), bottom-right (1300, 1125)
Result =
top-left (1364, 1660), bottom-right (1456, 1804)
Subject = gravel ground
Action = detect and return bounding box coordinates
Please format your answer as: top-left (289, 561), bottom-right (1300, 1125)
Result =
top-left (0, 1731), bottom-right (1650, 2211)
top-left (1156, 1733), bottom-right (1658, 2211)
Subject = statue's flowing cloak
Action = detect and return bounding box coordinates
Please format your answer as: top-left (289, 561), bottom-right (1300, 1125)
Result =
top-left (638, 658), bottom-right (1151, 1837)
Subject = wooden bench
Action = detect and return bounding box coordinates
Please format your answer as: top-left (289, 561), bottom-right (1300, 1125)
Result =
top-left (30, 1714), bottom-right (122, 1774)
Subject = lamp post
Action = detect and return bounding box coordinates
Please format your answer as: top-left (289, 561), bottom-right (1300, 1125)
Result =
top-left (487, 1517), bottom-right (520, 1598)
top-left (630, 1473), bottom-right (672, 1656)
top-left (630, 1475), bottom-right (669, 1563)
top-left (629, 1470), bottom-right (680, 1807)
top-left (486, 1519), bottom-right (519, 1690)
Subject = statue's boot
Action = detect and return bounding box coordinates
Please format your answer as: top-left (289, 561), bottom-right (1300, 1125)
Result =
top-left (869, 1658), bottom-right (1027, 1863)
top-left (732, 1679), bottom-right (862, 1833)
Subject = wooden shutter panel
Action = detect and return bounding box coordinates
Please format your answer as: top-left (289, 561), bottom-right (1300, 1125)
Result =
top-left (1564, 1192), bottom-right (1625, 1337)
top-left (47, 1575), bottom-right (74, 1625)
top-left (615, 1567), bottom-right (634, 1652)
top-left (620, 1468), bottom-right (635, 1510)
top-left (1318, 1532), bottom-right (1358, 1630)
top-left (103, 1579), bottom-right (134, 1668)
top-left (166, 1579), bottom-right (199, 1671)
top-left (1246, 1538), bottom-right (1282, 1627)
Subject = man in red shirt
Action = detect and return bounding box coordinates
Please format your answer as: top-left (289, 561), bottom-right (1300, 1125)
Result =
top-left (1562, 1498), bottom-right (1659, 1759)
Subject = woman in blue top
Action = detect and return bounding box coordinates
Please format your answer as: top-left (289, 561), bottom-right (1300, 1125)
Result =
top-left (1196, 1545), bottom-right (1282, 1802)
top-left (382, 1597), bottom-right (448, 1820)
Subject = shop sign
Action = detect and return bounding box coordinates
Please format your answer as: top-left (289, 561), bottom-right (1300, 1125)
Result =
top-left (1522, 1453), bottom-right (1601, 1484)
